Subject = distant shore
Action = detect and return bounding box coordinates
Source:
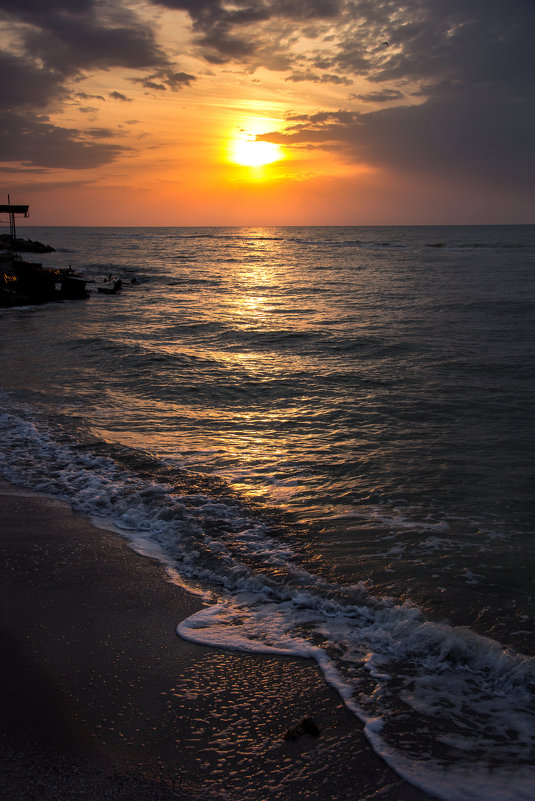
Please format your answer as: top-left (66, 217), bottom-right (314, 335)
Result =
top-left (0, 478), bottom-right (434, 800)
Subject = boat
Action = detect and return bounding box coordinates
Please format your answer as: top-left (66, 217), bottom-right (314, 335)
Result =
top-left (97, 279), bottom-right (122, 295)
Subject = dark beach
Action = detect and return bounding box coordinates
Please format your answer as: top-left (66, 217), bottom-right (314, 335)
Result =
top-left (0, 478), bottom-right (435, 801)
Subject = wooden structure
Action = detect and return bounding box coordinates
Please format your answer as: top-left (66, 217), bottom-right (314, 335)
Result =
top-left (0, 195), bottom-right (29, 255)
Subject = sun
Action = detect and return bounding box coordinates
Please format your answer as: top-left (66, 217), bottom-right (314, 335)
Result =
top-left (230, 136), bottom-right (283, 167)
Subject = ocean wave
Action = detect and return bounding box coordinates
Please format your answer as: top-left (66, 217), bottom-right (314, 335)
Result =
top-left (1, 405), bottom-right (534, 801)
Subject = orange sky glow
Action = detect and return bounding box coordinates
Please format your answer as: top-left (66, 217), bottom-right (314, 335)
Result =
top-left (1, 1), bottom-right (534, 226)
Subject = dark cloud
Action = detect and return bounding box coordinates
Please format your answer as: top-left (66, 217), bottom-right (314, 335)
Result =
top-left (19, 14), bottom-right (167, 76)
top-left (109, 91), bottom-right (132, 102)
top-left (131, 68), bottom-right (196, 91)
top-left (162, 70), bottom-right (196, 89)
top-left (0, 0), bottom-right (168, 76)
top-left (0, 111), bottom-right (125, 169)
top-left (0, 0), bottom-right (93, 16)
top-left (84, 127), bottom-right (118, 139)
top-left (76, 91), bottom-right (105, 101)
top-left (149, 0), bottom-right (343, 63)
top-left (356, 0), bottom-right (535, 95)
top-left (0, 0), bottom-right (196, 93)
top-left (150, 0), bottom-right (269, 62)
top-left (0, 51), bottom-right (65, 110)
top-left (0, 0), bottom-right (195, 169)
top-left (150, 0), bottom-right (342, 20)
top-left (134, 79), bottom-right (166, 91)
top-left (286, 71), bottom-right (352, 84)
top-left (285, 109), bottom-right (358, 125)
top-left (352, 89), bottom-right (403, 103)
top-left (0, 48), bottom-right (119, 169)
top-left (270, 0), bottom-right (342, 19)
top-left (360, 90), bottom-right (535, 188)
top-left (259, 85), bottom-right (535, 189)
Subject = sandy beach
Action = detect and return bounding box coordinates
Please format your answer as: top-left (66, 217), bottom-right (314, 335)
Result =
top-left (0, 478), bottom-right (435, 801)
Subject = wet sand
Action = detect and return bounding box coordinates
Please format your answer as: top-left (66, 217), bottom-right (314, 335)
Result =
top-left (0, 479), bottom-right (435, 800)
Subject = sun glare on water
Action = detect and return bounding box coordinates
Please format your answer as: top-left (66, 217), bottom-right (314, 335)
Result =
top-left (230, 136), bottom-right (283, 167)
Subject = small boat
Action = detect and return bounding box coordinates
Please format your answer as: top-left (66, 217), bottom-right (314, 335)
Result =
top-left (98, 279), bottom-right (122, 295)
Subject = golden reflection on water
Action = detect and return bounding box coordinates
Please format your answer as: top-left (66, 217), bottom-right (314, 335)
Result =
top-left (228, 295), bottom-right (274, 335)
top-left (92, 239), bottom-right (325, 511)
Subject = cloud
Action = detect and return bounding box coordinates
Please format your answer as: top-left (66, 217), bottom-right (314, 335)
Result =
top-left (1, 0), bottom-right (197, 97)
top-left (109, 91), bottom-right (132, 102)
top-left (0, 51), bottom-right (65, 110)
top-left (149, 0), bottom-right (344, 64)
top-left (192, 0), bottom-right (529, 195)
top-left (76, 91), bottom-right (106, 102)
top-left (0, 47), bottom-right (121, 169)
top-left (130, 68), bottom-right (195, 91)
top-left (145, 0), bottom-right (535, 141)
top-left (150, 0), bottom-right (342, 20)
top-left (19, 13), bottom-right (167, 76)
top-left (0, 0), bottom-right (197, 169)
top-left (286, 71), bottom-right (352, 85)
top-left (0, 111), bottom-right (125, 169)
top-left (259, 84), bottom-right (535, 190)
top-left (165, 70), bottom-right (196, 88)
top-left (1, 0), bottom-right (168, 76)
top-left (352, 89), bottom-right (404, 103)
top-left (1, 0), bottom-right (533, 198)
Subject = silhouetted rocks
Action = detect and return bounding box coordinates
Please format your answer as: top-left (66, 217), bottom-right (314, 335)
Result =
top-left (0, 234), bottom-right (55, 253)
top-left (283, 717), bottom-right (321, 741)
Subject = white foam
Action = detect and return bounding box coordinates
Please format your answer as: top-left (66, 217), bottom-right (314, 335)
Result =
top-left (366, 734), bottom-right (535, 801)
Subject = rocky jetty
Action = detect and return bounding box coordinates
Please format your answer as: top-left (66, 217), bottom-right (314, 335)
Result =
top-left (0, 234), bottom-right (55, 253)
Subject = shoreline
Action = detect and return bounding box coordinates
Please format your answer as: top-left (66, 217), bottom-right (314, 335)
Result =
top-left (0, 478), bottom-right (434, 800)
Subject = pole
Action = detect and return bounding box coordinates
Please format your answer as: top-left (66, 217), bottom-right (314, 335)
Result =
top-left (7, 194), bottom-right (17, 241)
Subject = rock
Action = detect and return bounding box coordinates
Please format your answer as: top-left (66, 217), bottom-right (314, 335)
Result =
top-left (283, 716), bottom-right (321, 741)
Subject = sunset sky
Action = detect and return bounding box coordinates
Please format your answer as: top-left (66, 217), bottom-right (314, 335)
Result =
top-left (1, 0), bottom-right (534, 226)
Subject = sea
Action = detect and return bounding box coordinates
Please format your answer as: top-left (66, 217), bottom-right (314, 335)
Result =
top-left (1, 225), bottom-right (534, 800)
